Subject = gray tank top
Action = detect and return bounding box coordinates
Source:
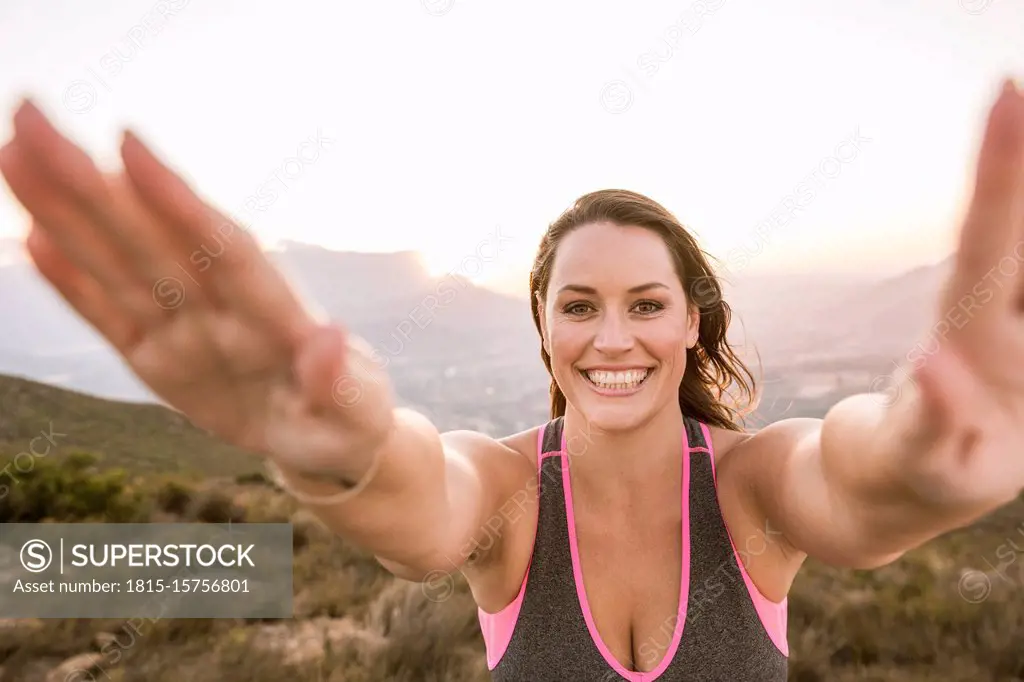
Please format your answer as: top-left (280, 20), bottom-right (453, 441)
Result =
top-left (477, 415), bottom-right (789, 681)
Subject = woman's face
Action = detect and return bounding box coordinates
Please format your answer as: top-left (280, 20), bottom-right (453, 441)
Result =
top-left (539, 221), bottom-right (699, 433)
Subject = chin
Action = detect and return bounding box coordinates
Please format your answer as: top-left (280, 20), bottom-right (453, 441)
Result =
top-left (575, 404), bottom-right (652, 433)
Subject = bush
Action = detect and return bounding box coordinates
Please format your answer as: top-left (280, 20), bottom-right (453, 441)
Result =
top-left (155, 479), bottom-right (193, 516)
top-left (187, 489), bottom-right (246, 524)
top-left (0, 451), bottom-right (149, 523)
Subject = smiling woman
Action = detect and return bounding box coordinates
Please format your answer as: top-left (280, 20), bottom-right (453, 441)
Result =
top-left (2, 79), bottom-right (1024, 682)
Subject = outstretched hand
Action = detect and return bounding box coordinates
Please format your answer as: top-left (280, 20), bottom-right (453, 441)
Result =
top-left (907, 80), bottom-right (1024, 503)
top-left (0, 102), bottom-right (394, 475)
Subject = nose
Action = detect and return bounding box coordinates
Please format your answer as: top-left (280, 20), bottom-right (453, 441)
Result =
top-left (592, 311), bottom-right (634, 355)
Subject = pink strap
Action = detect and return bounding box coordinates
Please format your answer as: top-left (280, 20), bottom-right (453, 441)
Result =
top-left (701, 422), bottom-right (789, 657)
top-left (475, 424), bottom-right (545, 669)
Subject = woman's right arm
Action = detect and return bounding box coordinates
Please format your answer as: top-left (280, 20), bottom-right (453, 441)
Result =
top-left (0, 99), bottom-right (533, 581)
top-left (275, 413), bottom-right (533, 579)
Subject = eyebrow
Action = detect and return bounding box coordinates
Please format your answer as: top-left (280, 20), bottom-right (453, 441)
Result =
top-left (556, 282), bottom-right (670, 295)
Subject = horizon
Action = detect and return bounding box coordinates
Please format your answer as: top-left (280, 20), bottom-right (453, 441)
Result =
top-left (0, 0), bottom-right (1021, 298)
top-left (0, 231), bottom-right (947, 300)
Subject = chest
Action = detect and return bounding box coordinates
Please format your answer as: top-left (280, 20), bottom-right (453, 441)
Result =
top-left (572, 505), bottom-right (684, 674)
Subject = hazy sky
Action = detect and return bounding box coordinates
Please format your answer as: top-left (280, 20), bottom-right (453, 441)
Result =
top-left (0, 0), bottom-right (1021, 294)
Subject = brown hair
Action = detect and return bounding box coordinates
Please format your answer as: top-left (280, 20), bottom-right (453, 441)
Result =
top-left (529, 189), bottom-right (758, 431)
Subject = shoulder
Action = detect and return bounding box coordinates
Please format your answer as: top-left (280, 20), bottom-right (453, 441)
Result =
top-left (438, 421), bottom-right (540, 464)
top-left (706, 417), bottom-right (824, 470)
top-left (437, 425), bottom-right (545, 546)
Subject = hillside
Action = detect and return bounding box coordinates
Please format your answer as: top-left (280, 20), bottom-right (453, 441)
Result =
top-left (2, 374), bottom-right (1024, 680)
top-left (0, 374), bottom-right (261, 479)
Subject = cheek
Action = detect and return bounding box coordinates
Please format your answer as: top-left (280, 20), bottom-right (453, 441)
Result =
top-left (548, 320), bottom-right (590, 357)
top-left (642, 325), bottom-right (689, 376)
top-left (643, 322), bottom-right (688, 354)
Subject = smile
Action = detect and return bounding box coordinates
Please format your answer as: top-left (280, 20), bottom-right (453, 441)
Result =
top-left (579, 368), bottom-right (653, 395)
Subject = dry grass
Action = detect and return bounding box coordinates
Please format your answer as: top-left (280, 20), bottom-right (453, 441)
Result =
top-left (2, 454), bottom-right (1024, 681)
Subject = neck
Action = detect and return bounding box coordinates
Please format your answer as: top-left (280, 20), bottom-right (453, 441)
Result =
top-left (561, 400), bottom-right (686, 500)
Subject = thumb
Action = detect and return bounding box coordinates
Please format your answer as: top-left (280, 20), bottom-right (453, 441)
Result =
top-left (912, 341), bottom-right (983, 437)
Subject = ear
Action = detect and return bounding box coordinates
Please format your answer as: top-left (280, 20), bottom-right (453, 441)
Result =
top-left (685, 303), bottom-right (700, 349)
top-left (536, 293), bottom-right (551, 354)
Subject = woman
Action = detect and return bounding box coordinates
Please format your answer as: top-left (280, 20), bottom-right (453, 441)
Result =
top-left (1, 79), bottom-right (1022, 681)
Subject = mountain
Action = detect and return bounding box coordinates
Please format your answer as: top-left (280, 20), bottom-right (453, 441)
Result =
top-left (0, 241), bottom-right (551, 434)
top-left (0, 238), bottom-right (956, 432)
top-left (715, 258), bottom-right (953, 371)
top-left (781, 256), bottom-right (955, 367)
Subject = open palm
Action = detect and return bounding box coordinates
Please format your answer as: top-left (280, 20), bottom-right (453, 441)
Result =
top-left (0, 102), bottom-right (394, 475)
top-left (909, 81), bottom-right (1024, 504)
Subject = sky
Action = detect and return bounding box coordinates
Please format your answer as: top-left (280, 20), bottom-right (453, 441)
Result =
top-left (0, 0), bottom-right (1021, 295)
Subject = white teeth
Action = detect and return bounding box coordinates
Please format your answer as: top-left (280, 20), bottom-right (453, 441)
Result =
top-left (584, 369), bottom-right (650, 389)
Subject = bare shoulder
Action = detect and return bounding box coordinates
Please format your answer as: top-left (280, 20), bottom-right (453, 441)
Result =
top-left (707, 417), bottom-right (824, 469)
top-left (440, 426), bottom-right (539, 479)
top-left (437, 426), bottom-right (540, 542)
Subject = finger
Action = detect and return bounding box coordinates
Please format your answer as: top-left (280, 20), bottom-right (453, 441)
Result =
top-left (951, 80), bottom-right (1024, 310)
top-left (295, 324), bottom-right (348, 409)
top-left (0, 139), bottom-right (177, 327)
top-left (119, 129), bottom-right (315, 347)
top-left (9, 100), bottom-right (204, 294)
top-left (23, 223), bottom-right (144, 355)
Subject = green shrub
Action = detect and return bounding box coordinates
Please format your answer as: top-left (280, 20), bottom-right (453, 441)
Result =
top-left (187, 489), bottom-right (246, 524)
top-left (0, 451), bottom-right (149, 523)
top-left (155, 479), bottom-right (193, 516)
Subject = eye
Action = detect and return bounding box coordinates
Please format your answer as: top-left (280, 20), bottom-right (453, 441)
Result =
top-left (633, 300), bottom-right (664, 314)
top-left (562, 301), bottom-right (594, 316)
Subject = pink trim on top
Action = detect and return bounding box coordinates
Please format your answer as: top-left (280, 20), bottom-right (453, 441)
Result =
top-left (699, 422), bottom-right (789, 657)
top-left (562, 428), bottom-right (691, 681)
top-left (477, 426), bottom-right (550, 670)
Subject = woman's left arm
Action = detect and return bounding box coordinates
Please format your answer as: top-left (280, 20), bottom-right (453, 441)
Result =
top-left (735, 79), bottom-right (1024, 570)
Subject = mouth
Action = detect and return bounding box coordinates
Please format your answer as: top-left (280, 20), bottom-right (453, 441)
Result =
top-left (578, 367), bottom-right (654, 395)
